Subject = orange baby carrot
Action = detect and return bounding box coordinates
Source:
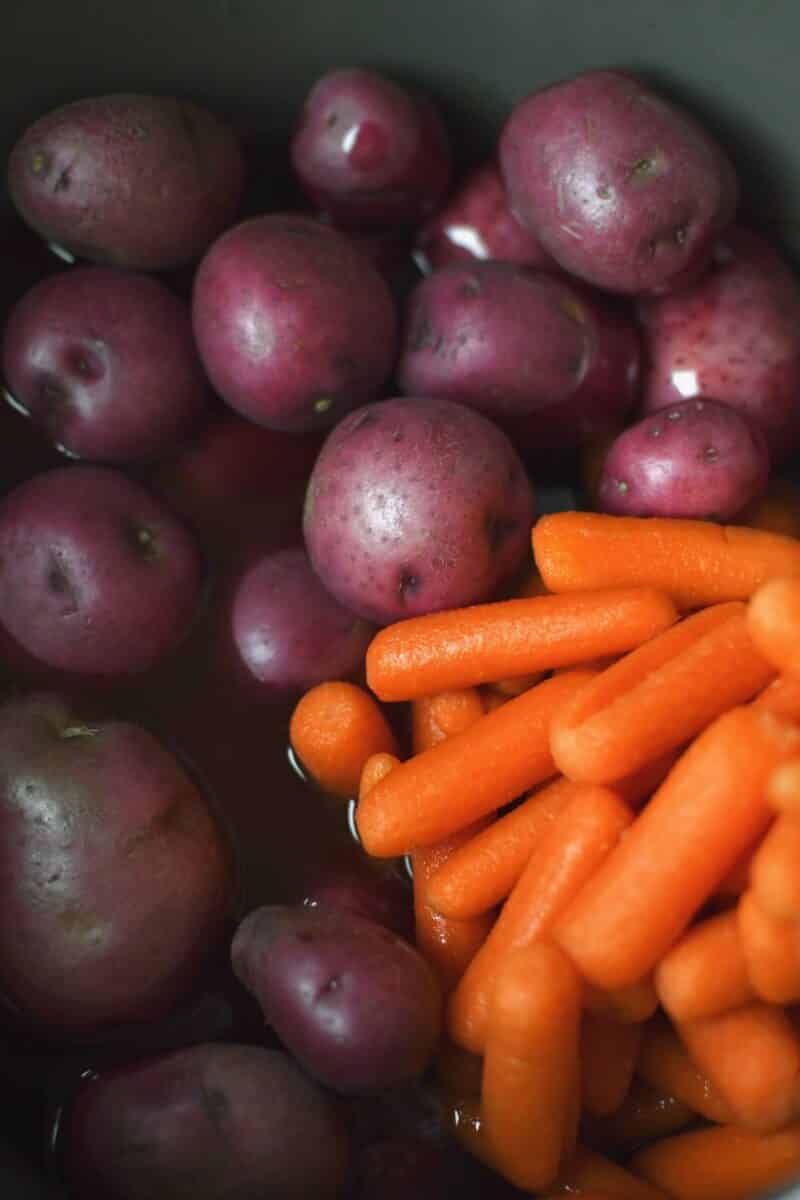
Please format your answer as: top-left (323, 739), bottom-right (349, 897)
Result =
top-left (482, 941), bottom-right (582, 1192)
top-left (580, 1080), bottom-right (694, 1155)
top-left (550, 602), bottom-right (774, 785)
top-left (411, 687), bottom-right (486, 752)
top-left (738, 889), bottom-right (800, 1005)
top-left (427, 753), bottom-right (678, 921)
top-left (447, 786), bottom-right (632, 1054)
top-left (637, 1020), bottom-right (734, 1125)
top-left (413, 822), bottom-right (494, 991)
top-left (366, 587), bottom-right (677, 701)
top-left (715, 848), bottom-right (755, 899)
top-left (358, 751), bottom-right (401, 801)
top-left (631, 1120), bottom-right (800, 1200)
top-left (748, 575), bottom-right (800, 677)
top-left (549, 1146), bottom-right (670, 1200)
top-left (581, 1011), bottom-right (642, 1117)
top-left (679, 1001), bottom-right (800, 1132)
top-left (739, 477), bottom-right (800, 539)
top-left (751, 812), bottom-right (800, 921)
top-left (289, 681), bottom-right (398, 799)
top-left (583, 977), bottom-right (660, 1025)
top-left (356, 668), bottom-right (594, 858)
top-left (654, 909), bottom-right (753, 1022)
top-left (533, 510), bottom-right (800, 609)
top-left (553, 706), bottom-right (800, 990)
top-left (755, 674), bottom-right (800, 721)
top-left (489, 671), bottom-right (546, 697)
top-left (426, 777), bottom-right (579, 920)
top-left (768, 757), bottom-right (800, 816)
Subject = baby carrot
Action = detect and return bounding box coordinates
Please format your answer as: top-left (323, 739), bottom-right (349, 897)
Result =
top-left (632, 1120), bottom-right (800, 1200)
top-left (755, 674), bottom-right (800, 721)
top-left (411, 687), bottom-right (486, 752)
top-left (358, 751), bottom-right (401, 801)
top-left (413, 821), bottom-right (494, 991)
top-left (679, 1002), bottom-right (800, 1132)
top-left (366, 587), bottom-right (677, 701)
top-left (549, 1146), bottom-right (670, 1200)
top-left (580, 1080), bottom-right (694, 1155)
top-left (739, 476), bottom-right (800, 539)
top-left (356, 668), bottom-right (594, 858)
top-left (768, 758), bottom-right (800, 820)
top-left (583, 977), bottom-right (660, 1025)
top-left (553, 706), bottom-right (800, 990)
top-left (289, 681), bottom-right (398, 799)
top-left (550, 602), bottom-right (775, 785)
top-left (751, 811), bottom-right (800, 921)
top-left (638, 1020), bottom-right (734, 1125)
top-left (654, 909), bottom-right (753, 1022)
top-left (738, 889), bottom-right (800, 1005)
top-left (533, 510), bottom-right (800, 609)
top-left (447, 786), bottom-right (631, 1054)
top-left (427, 753), bottom-right (678, 921)
top-left (581, 1011), bottom-right (642, 1116)
top-left (748, 575), bottom-right (800, 677)
top-left (482, 941), bottom-right (582, 1192)
top-left (715, 848), bottom-right (756, 899)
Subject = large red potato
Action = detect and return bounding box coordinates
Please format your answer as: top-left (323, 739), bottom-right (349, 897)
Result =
top-left (0, 693), bottom-right (234, 1038)
top-left (7, 94), bottom-right (245, 270)
top-left (302, 396), bottom-right (536, 625)
top-left (639, 226), bottom-right (800, 463)
top-left (2, 267), bottom-right (210, 463)
top-left (60, 1043), bottom-right (349, 1199)
top-left (192, 214), bottom-right (398, 432)
top-left (500, 69), bottom-right (738, 294)
top-left (0, 466), bottom-right (203, 675)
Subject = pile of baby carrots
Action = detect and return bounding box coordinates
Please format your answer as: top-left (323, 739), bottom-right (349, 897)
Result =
top-left (289, 510), bottom-right (800, 1200)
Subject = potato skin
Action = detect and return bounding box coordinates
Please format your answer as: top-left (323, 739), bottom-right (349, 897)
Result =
top-left (595, 398), bottom-right (769, 520)
top-left (639, 226), bottom-right (800, 463)
top-left (7, 94), bottom-right (245, 269)
top-left (499, 69), bottom-right (738, 294)
top-left (303, 396), bottom-right (536, 625)
top-left (61, 1043), bottom-right (349, 1200)
top-left (0, 693), bottom-right (235, 1037)
top-left (231, 904), bottom-right (442, 1094)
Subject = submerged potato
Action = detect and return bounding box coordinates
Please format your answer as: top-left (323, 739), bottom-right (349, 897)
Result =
top-left (303, 396), bottom-right (535, 625)
top-left (7, 93), bottom-right (245, 269)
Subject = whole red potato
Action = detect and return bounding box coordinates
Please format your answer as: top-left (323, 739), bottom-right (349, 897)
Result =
top-left (414, 161), bottom-right (556, 272)
top-left (2, 266), bottom-right (210, 462)
top-left (303, 396), bottom-right (535, 624)
top-left (398, 263), bottom-right (639, 450)
top-left (192, 214), bottom-right (398, 432)
top-left (0, 693), bottom-right (234, 1038)
top-left (595, 398), bottom-right (769, 520)
top-left (290, 68), bottom-right (452, 231)
top-left (639, 226), bottom-right (800, 463)
top-left (0, 466), bottom-right (203, 675)
top-left (500, 69), bottom-right (738, 294)
top-left (7, 93), bottom-right (245, 270)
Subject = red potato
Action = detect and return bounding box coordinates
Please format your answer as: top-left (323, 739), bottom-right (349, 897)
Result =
top-left (60, 1044), bottom-right (349, 1200)
top-left (303, 396), bottom-right (536, 624)
top-left (499, 69), bottom-right (738, 295)
top-left (2, 267), bottom-right (210, 463)
top-left (398, 263), bottom-right (640, 450)
top-left (231, 904), bottom-right (442, 1094)
top-left (192, 214), bottom-right (398, 433)
top-left (0, 466), bottom-right (203, 675)
top-left (290, 68), bottom-right (452, 231)
top-left (595, 398), bottom-right (770, 520)
top-left (7, 94), bottom-right (244, 270)
top-left (150, 413), bottom-right (322, 553)
top-left (415, 161), bottom-right (557, 273)
top-left (230, 546), bottom-right (374, 698)
top-left (639, 226), bottom-right (800, 463)
top-left (0, 693), bottom-right (234, 1038)
top-left (299, 854), bottom-right (414, 942)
